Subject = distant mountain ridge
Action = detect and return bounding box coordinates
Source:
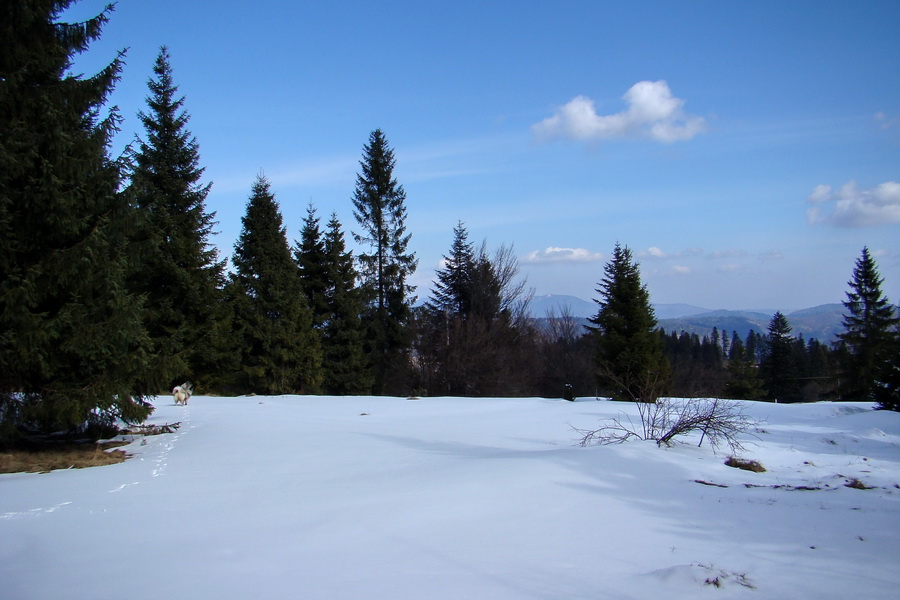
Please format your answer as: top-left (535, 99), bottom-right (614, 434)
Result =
top-left (656, 304), bottom-right (846, 343)
top-left (529, 294), bottom-right (847, 343)
top-left (528, 294), bottom-right (597, 318)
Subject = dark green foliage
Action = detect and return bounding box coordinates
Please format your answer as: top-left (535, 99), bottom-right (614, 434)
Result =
top-left (0, 1), bottom-right (154, 444)
top-left (835, 247), bottom-right (899, 406)
top-left (321, 213), bottom-right (372, 395)
top-left (722, 330), bottom-right (765, 400)
top-left (294, 203), bottom-right (330, 330)
top-left (662, 330), bottom-right (727, 398)
top-left (760, 312), bottom-right (801, 402)
top-left (745, 330), bottom-right (763, 363)
top-left (589, 244), bottom-right (669, 402)
top-left (873, 333), bottom-right (900, 411)
top-left (428, 221), bottom-right (477, 318)
top-left (230, 176), bottom-right (322, 394)
top-left (352, 130), bottom-right (417, 394)
top-left (723, 355), bottom-right (767, 401)
top-left (128, 47), bottom-right (227, 393)
top-left (658, 325), bottom-right (836, 401)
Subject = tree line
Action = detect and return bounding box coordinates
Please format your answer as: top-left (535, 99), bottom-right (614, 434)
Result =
top-left (588, 244), bottom-right (899, 411)
top-left (2, 3), bottom-right (898, 446)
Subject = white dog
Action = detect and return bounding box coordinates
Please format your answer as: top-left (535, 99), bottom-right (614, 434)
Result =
top-left (172, 382), bottom-right (193, 406)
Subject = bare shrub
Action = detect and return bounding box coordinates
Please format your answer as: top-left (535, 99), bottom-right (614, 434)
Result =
top-left (574, 397), bottom-right (760, 453)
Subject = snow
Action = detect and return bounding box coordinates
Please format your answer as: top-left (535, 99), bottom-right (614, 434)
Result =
top-left (2, 395), bottom-right (899, 599)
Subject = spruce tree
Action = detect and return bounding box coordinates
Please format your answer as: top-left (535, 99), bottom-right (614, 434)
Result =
top-left (760, 312), bottom-right (801, 402)
top-left (230, 175), bottom-right (322, 394)
top-left (744, 330), bottom-right (760, 364)
top-left (0, 1), bottom-right (153, 442)
top-left (128, 46), bottom-right (227, 392)
top-left (428, 221), bottom-right (476, 318)
top-left (294, 203), bottom-right (330, 330)
top-left (352, 129), bottom-right (417, 394)
top-left (835, 247), bottom-right (899, 404)
top-left (421, 222), bottom-right (477, 394)
top-left (588, 243), bottom-right (669, 402)
top-left (321, 213), bottom-right (371, 394)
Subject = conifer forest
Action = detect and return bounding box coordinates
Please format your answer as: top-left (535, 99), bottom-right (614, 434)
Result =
top-left (2, 2), bottom-right (898, 444)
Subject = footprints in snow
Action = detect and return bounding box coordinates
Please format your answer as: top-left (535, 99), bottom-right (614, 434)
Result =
top-left (151, 403), bottom-right (192, 478)
top-left (2, 405), bottom-right (192, 520)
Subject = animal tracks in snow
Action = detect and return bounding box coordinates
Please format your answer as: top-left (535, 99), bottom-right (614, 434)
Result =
top-left (150, 404), bottom-right (192, 478)
top-left (3, 406), bottom-right (193, 521)
top-left (108, 481), bottom-right (140, 493)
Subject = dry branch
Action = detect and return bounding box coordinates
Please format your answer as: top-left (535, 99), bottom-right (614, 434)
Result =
top-left (123, 422), bottom-right (181, 436)
top-left (574, 398), bottom-right (759, 452)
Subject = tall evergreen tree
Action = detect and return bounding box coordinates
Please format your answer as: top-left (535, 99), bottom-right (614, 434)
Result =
top-left (588, 243), bottom-right (669, 402)
top-left (760, 312), bottom-right (801, 402)
top-left (351, 129), bottom-right (417, 394)
top-left (321, 213), bottom-right (371, 395)
top-left (420, 223), bottom-right (477, 395)
top-left (230, 175), bottom-right (321, 394)
top-left (428, 221), bottom-right (476, 318)
top-left (0, 1), bottom-right (153, 443)
top-left (294, 203), bottom-right (330, 330)
top-left (835, 247), bottom-right (899, 404)
top-left (744, 330), bottom-right (761, 364)
top-left (128, 46), bottom-right (227, 392)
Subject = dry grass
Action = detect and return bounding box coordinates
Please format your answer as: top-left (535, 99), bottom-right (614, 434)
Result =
top-left (0, 441), bottom-right (130, 474)
top-left (844, 477), bottom-right (872, 490)
top-left (725, 456), bottom-right (766, 472)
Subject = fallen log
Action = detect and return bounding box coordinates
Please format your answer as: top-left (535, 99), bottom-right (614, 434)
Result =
top-left (123, 422), bottom-right (181, 436)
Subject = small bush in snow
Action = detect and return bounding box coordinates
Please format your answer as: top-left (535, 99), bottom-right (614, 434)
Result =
top-left (574, 397), bottom-right (759, 453)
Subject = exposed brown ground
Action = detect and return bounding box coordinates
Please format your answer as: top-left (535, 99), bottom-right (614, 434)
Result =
top-left (0, 440), bottom-right (130, 474)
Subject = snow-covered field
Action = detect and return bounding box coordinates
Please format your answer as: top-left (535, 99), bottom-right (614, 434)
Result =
top-left (2, 395), bottom-right (899, 599)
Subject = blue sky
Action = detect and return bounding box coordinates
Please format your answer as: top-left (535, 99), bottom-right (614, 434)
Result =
top-left (63, 0), bottom-right (900, 310)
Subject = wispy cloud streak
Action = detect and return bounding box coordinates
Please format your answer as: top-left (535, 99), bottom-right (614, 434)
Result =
top-left (524, 247), bottom-right (605, 264)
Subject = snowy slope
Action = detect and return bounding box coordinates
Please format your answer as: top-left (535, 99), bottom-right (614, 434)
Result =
top-left (2, 396), bottom-right (899, 599)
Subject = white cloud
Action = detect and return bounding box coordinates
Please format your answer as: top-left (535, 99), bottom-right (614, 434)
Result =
top-left (532, 80), bottom-right (707, 144)
top-left (672, 265), bottom-right (691, 274)
top-left (806, 180), bottom-right (900, 227)
top-left (638, 246), bottom-right (703, 260)
top-left (875, 111), bottom-right (899, 131)
top-left (523, 247), bottom-right (604, 264)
